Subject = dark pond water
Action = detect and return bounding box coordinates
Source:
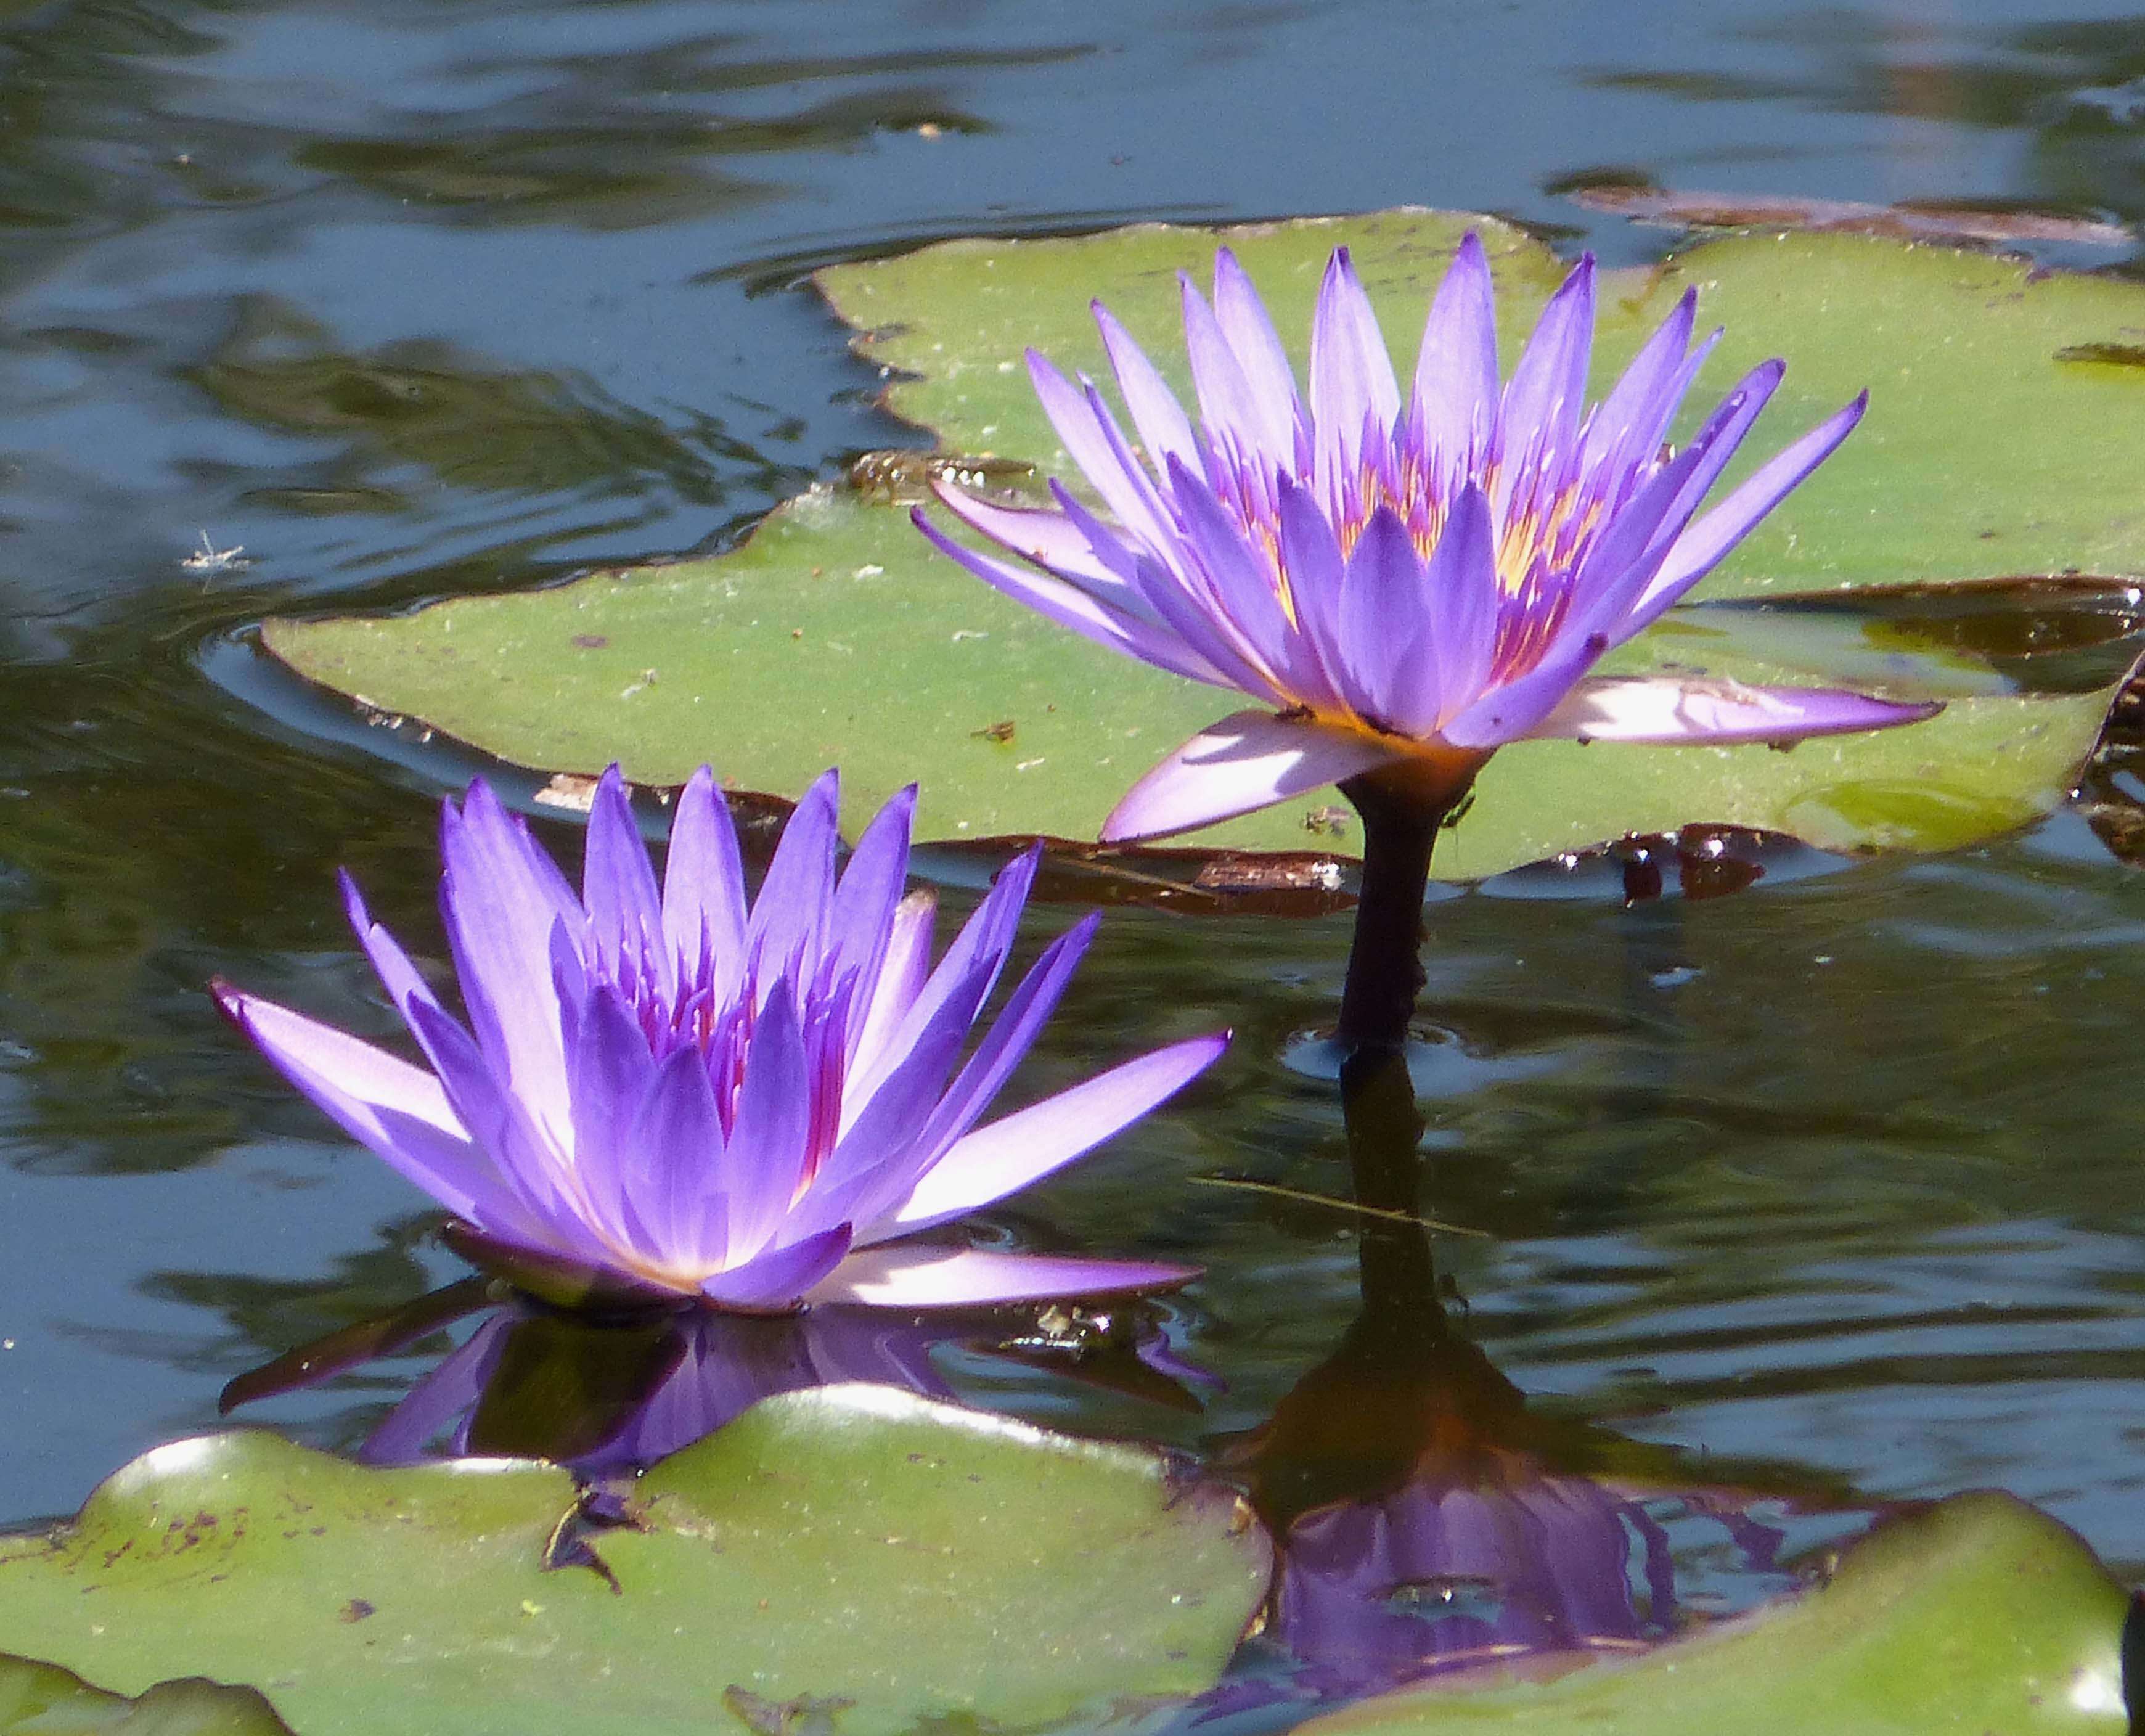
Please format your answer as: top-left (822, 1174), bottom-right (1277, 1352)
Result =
top-left (6, 0), bottom-right (2145, 1697)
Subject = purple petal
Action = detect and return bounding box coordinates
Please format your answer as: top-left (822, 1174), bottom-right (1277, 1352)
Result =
top-left (719, 978), bottom-right (813, 1258)
top-left (661, 767), bottom-right (747, 996)
top-left (1440, 626), bottom-right (1612, 751)
top-left (359, 1314), bottom-right (512, 1466)
top-left (809, 1245), bottom-right (1197, 1309)
top-left (1527, 676), bottom-right (1941, 745)
top-left (1498, 253), bottom-right (1596, 474)
top-left (883, 1032), bottom-right (1230, 1238)
top-left (1410, 231), bottom-right (1498, 466)
top-left (436, 784), bottom-right (577, 1146)
top-left (1274, 476), bottom-right (1352, 694)
top-left (856, 845), bottom-right (1038, 1102)
top-left (1180, 272), bottom-right (1283, 469)
top-left (1025, 350), bottom-right (1179, 551)
top-left (1309, 248), bottom-right (1402, 501)
top-left (582, 766), bottom-right (664, 990)
top-left (890, 914), bottom-right (1104, 1188)
top-left (743, 769), bottom-right (838, 991)
top-left (1581, 287), bottom-right (1697, 476)
top-left (563, 981), bottom-right (657, 1240)
top-left (912, 507), bottom-right (1224, 687)
top-left (628, 1039), bottom-right (730, 1272)
top-left (1100, 709), bottom-right (1405, 843)
top-left (1634, 391), bottom-right (1868, 627)
top-left (1335, 504), bottom-right (1428, 726)
top-left (925, 480), bottom-right (1137, 594)
top-left (1211, 248), bottom-right (1304, 464)
top-left (1401, 482), bottom-right (1498, 734)
top-left (700, 1224), bottom-right (853, 1311)
top-left (826, 782), bottom-right (916, 1018)
top-left (1092, 299), bottom-right (1201, 477)
top-left (213, 983), bottom-right (549, 1247)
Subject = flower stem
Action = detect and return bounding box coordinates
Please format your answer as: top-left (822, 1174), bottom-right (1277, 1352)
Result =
top-left (1334, 764), bottom-right (1471, 1058)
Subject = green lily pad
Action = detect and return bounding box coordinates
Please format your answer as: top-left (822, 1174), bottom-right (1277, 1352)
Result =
top-left (0, 1385), bottom-right (1269, 1735)
top-left (262, 483), bottom-right (2133, 875)
top-left (1296, 1491), bottom-right (2130, 1735)
top-left (0, 1652), bottom-right (294, 1734)
top-left (261, 210), bottom-right (2145, 870)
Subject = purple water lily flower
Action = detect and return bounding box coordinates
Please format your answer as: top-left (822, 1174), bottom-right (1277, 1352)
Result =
top-left (214, 766), bottom-right (1225, 1312)
top-left (917, 234), bottom-right (1938, 841)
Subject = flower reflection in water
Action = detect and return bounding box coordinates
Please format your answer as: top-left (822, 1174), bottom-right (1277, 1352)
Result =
top-left (1207, 1050), bottom-right (1814, 1708)
top-left (226, 1285), bottom-right (1211, 1478)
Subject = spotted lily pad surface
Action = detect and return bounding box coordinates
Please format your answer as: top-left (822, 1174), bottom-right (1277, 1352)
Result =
top-left (0, 1385), bottom-right (1268, 1736)
top-left (262, 211), bottom-right (2145, 869)
top-left (1296, 1492), bottom-right (2129, 1735)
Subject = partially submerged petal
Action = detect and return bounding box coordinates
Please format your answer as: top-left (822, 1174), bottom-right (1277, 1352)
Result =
top-left (1529, 675), bottom-right (1942, 745)
top-left (809, 1244), bottom-right (1198, 1309)
top-left (1101, 709), bottom-right (1405, 843)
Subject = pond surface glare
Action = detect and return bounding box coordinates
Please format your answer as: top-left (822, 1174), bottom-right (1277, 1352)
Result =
top-left (4, 0), bottom-right (2145, 1708)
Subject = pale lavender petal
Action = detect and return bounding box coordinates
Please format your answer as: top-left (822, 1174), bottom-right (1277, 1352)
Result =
top-left (661, 766), bottom-right (747, 994)
top-left (581, 766), bottom-right (664, 987)
top-left (743, 769), bottom-right (838, 991)
top-left (926, 478), bottom-right (1136, 593)
top-left (1619, 359), bottom-right (1788, 596)
top-left (809, 1245), bottom-right (1197, 1309)
top-left (1211, 248), bottom-right (1304, 463)
top-left (912, 508), bottom-right (1224, 687)
top-left (719, 978), bottom-right (812, 1258)
top-left (846, 888), bottom-right (935, 1083)
top-left (1093, 300), bottom-right (1200, 476)
top-left (1310, 248), bottom-right (1400, 500)
top-left (1580, 286), bottom-right (1696, 475)
top-left (1100, 710), bottom-right (1405, 843)
top-left (1162, 455), bottom-right (1309, 700)
top-left (1633, 391), bottom-right (1869, 628)
top-left (1528, 675), bottom-right (1941, 745)
top-left (1410, 231), bottom-right (1498, 465)
top-left (1180, 273), bottom-right (1283, 467)
top-left (881, 1032), bottom-right (1229, 1239)
top-left (1026, 350), bottom-right (1179, 551)
top-left (437, 785), bottom-right (576, 1145)
top-left (211, 983), bottom-right (508, 1229)
top-left (699, 1224), bottom-right (853, 1311)
top-left (1499, 253), bottom-right (1596, 469)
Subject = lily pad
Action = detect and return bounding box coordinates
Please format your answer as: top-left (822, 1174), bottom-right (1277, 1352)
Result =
top-left (1293, 1491), bottom-right (2129, 1735)
top-left (260, 210), bottom-right (2145, 869)
top-left (262, 483), bottom-right (2133, 875)
top-left (0, 1385), bottom-right (1268, 1736)
top-left (0, 1652), bottom-right (293, 1734)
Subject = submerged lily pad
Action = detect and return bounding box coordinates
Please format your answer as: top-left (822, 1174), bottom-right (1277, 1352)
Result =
top-left (0, 1652), bottom-right (294, 1734)
top-left (1294, 1492), bottom-right (2129, 1735)
top-left (262, 210), bottom-right (2145, 870)
top-left (0, 1385), bottom-right (1267, 1735)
